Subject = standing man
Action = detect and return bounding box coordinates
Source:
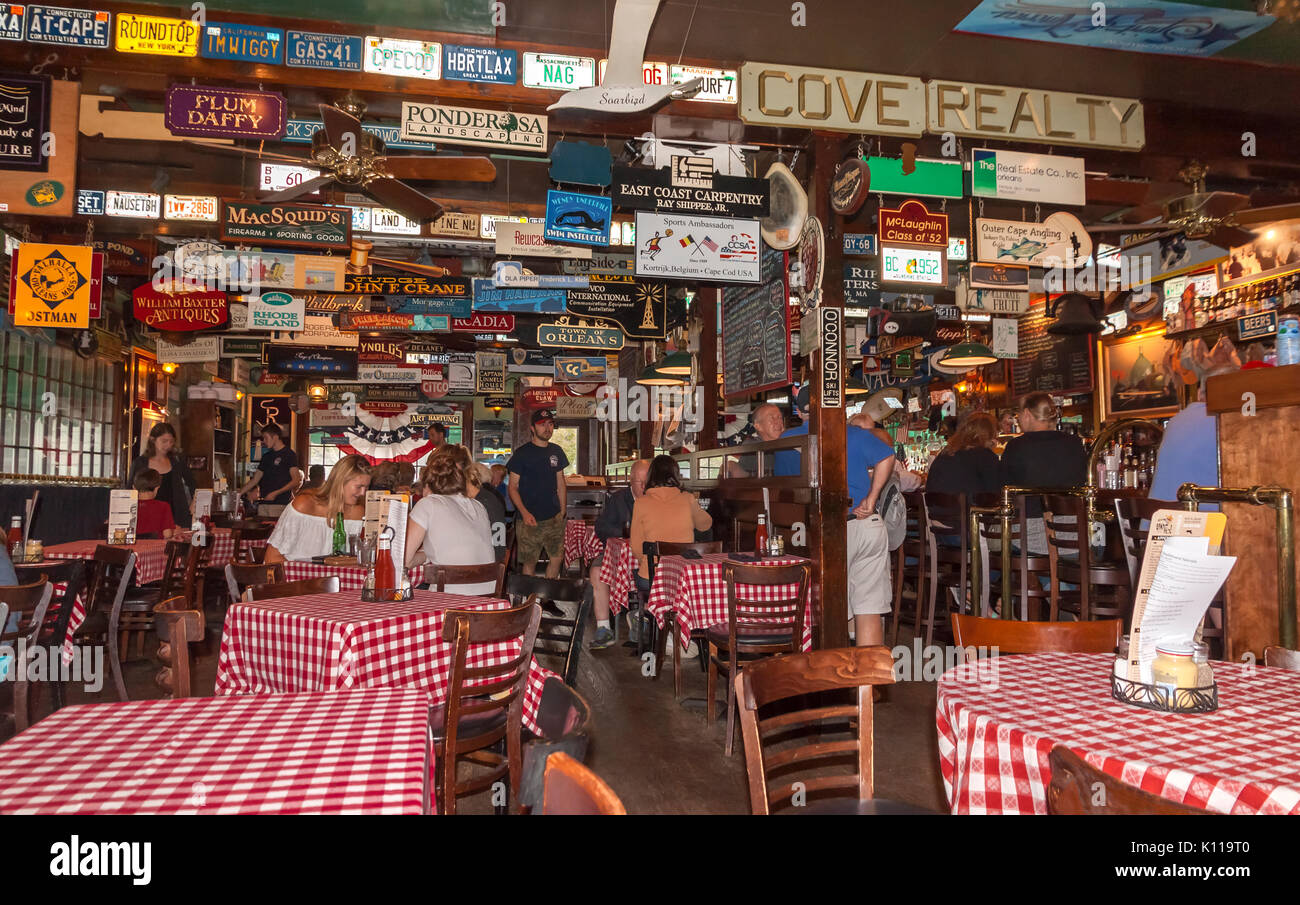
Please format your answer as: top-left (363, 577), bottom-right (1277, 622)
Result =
top-left (238, 423), bottom-right (302, 517)
top-left (507, 410), bottom-right (569, 578)
top-left (426, 422), bottom-right (448, 448)
top-left (589, 458), bottom-right (650, 649)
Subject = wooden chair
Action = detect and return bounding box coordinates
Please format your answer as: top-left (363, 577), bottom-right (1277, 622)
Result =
top-left (229, 522), bottom-right (274, 564)
top-left (1264, 646), bottom-right (1300, 671)
top-left (1047, 746), bottom-right (1209, 815)
top-left (517, 677), bottom-right (594, 814)
top-left (889, 490), bottom-right (927, 645)
top-left (154, 595), bottom-right (204, 699)
top-left (224, 562), bottom-right (286, 607)
top-left (972, 494), bottom-right (1052, 621)
top-left (435, 599), bottom-right (541, 815)
top-left (0, 578), bottom-right (54, 733)
top-left (651, 540), bottom-right (722, 698)
top-left (1043, 494), bottom-right (1132, 622)
top-left (20, 558), bottom-right (87, 713)
top-left (736, 646), bottom-right (933, 815)
top-left (951, 613), bottom-right (1123, 655)
top-left (920, 492), bottom-right (969, 645)
top-left (541, 751), bottom-right (626, 815)
top-left (118, 538), bottom-right (210, 662)
top-left (73, 546), bottom-right (138, 701)
top-left (430, 562), bottom-right (507, 597)
top-left (244, 576), bottom-right (340, 601)
top-left (707, 560), bottom-right (810, 756)
top-left (505, 574), bottom-right (590, 686)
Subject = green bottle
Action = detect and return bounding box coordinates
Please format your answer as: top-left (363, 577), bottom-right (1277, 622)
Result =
top-left (332, 512), bottom-right (347, 556)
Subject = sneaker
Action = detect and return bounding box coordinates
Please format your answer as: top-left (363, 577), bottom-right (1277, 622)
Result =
top-left (590, 626), bottom-right (616, 650)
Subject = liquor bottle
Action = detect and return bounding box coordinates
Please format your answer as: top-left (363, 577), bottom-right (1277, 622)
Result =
top-left (1124, 456), bottom-right (1137, 490)
top-left (7, 516), bottom-right (22, 559)
top-left (332, 512), bottom-right (347, 556)
top-left (373, 533), bottom-right (396, 596)
top-left (755, 514), bottom-right (769, 554)
top-left (1138, 453), bottom-right (1151, 492)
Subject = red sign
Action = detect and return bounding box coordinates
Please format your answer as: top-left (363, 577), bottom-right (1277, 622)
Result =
top-left (358, 338), bottom-right (408, 363)
top-left (421, 377), bottom-right (450, 399)
top-left (521, 387), bottom-right (559, 409)
top-left (878, 200), bottom-right (948, 248)
top-left (133, 282), bottom-right (228, 331)
top-left (10, 252), bottom-right (103, 319)
top-left (452, 313), bottom-right (514, 333)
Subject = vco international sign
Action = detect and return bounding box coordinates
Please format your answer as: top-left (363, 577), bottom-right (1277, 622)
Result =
top-left (399, 102), bottom-right (547, 152)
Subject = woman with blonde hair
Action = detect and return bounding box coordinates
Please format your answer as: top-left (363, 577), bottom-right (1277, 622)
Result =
top-left (265, 455), bottom-right (372, 563)
top-left (406, 445), bottom-right (497, 594)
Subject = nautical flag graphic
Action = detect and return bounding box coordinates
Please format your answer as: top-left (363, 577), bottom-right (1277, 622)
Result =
top-left (679, 234), bottom-right (695, 248)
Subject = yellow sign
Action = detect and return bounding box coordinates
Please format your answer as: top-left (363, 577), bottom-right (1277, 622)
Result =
top-left (115, 14), bottom-right (200, 56)
top-left (13, 243), bottom-right (93, 329)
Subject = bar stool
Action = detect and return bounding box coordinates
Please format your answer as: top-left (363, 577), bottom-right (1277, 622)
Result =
top-left (973, 494), bottom-right (1052, 620)
top-left (889, 490), bottom-right (926, 645)
top-left (919, 492), bottom-right (969, 646)
top-left (1043, 494), bottom-right (1132, 621)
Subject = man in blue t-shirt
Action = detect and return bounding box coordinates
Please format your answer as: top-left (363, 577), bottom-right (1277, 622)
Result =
top-left (507, 410), bottom-right (570, 578)
top-left (773, 386), bottom-right (809, 477)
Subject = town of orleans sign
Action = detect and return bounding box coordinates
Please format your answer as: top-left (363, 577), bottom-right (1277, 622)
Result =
top-left (536, 317), bottom-right (624, 351)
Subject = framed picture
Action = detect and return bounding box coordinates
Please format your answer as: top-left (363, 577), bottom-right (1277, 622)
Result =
top-left (1100, 332), bottom-right (1180, 420)
top-left (1217, 218), bottom-right (1300, 291)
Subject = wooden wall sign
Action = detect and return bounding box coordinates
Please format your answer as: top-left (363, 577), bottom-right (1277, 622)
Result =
top-left (820, 306), bottom-right (843, 409)
top-left (0, 73), bottom-right (51, 172)
top-left (536, 317), bottom-right (624, 351)
top-left (612, 165), bottom-right (770, 218)
top-left (344, 274), bottom-right (470, 298)
top-left (337, 311), bottom-right (449, 332)
top-left (358, 338), bottom-right (408, 363)
top-left (11, 243), bottom-right (93, 328)
top-left (132, 282), bottom-right (228, 331)
top-left (878, 200), bottom-right (948, 247)
top-left (0, 79), bottom-right (78, 217)
top-left (830, 158), bottom-right (870, 215)
top-left (164, 85), bottom-right (286, 140)
top-left (452, 312), bottom-right (514, 332)
top-left (221, 200), bottom-right (351, 250)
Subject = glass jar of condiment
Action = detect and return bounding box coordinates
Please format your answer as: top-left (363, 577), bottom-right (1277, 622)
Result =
top-left (1152, 642), bottom-right (1198, 701)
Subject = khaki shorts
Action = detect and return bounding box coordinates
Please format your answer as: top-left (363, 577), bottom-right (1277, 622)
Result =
top-left (846, 514), bottom-right (892, 617)
top-left (517, 513), bottom-right (565, 563)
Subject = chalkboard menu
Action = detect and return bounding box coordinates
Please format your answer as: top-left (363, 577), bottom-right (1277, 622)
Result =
top-left (1011, 333), bottom-right (1094, 397)
top-left (722, 245), bottom-right (789, 398)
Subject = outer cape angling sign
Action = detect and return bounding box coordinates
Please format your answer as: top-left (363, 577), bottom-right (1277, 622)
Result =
top-left (564, 276), bottom-right (666, 339)
top-left (221, 201), bottom-right (350, 250)
top-left (165, 85), bottom-right (286, 139)
top-left (612, 165), bottom-right (770, 218)
top-left (133, 281), bottom-right (228, 331)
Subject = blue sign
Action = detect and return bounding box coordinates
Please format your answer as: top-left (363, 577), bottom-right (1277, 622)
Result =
top-left (554, 357), bottom-right (607, 381)
top-left (1238, 310), bottom-right (1278, 342)
top-left (442, 44), bottom-right (517, 84)
top-left (544, 190), bottom-right (612, 248)
top-left (26, 6), bottom-right (112, 47)
top-left (377, 294), bottom-right (473, 318)
top-left (0, 6), bottom-right (24, 41)
top-left (472, 280), bottom-right (567, 314)
top-left (283, 117), bottom-right (431, 151)
top-left (76, 190), bottom-right (105, 216)
top-left (844, 233), bottom-right (877, 256)
top-left (550, 141), bottom-right (613, 186)
top-left (202, 22), bottom-right (283, 64)
top-left (285, 30), bottom-right (363, 71)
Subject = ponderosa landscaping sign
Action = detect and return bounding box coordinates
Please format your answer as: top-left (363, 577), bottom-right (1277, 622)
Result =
top-left (221, 200), bottom-right (351, 250)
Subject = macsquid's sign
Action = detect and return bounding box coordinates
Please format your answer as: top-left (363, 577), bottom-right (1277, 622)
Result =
top-left (221, 201), bottom-right (351, 250)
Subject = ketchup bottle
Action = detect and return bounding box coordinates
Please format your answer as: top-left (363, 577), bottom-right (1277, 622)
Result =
top-left (374, 534), bottom-right (396, 597)
top-left (755, 514), bottom-right (769, 555)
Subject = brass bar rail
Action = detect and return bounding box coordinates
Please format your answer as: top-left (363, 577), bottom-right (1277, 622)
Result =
top-left (1177, 482), bottom-right (1296, 650)
top-left (1084, 418), bottom-right (1165, 524)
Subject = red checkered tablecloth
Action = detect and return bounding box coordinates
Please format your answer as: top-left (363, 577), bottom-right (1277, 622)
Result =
top-left (215, 589), bottom-right (555, 733)
top-left (0, 688), bottom-right (433, 814)
top-left (936, 652), bottom-right (1300, 815)
top-left (564, 519), bottom-right (604, 568)
top-left (645, 554), bottom-right (814, 649)
top-left (600, 537), bottom-right (637, 613)
top-left (281, 560), bottom-right (428, 591)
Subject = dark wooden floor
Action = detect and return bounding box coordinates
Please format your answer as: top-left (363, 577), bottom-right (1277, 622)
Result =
top-left (10, 610), bottom-right (950, 815)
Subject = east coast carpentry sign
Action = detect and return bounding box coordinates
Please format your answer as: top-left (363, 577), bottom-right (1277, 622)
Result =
top-left (612, 165), bottom-right (770, 218)
top-left (399, 101), bottom-right (547, 152)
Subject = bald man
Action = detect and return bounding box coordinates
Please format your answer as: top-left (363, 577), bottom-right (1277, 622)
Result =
top-left (725, 403), bottom-right (786, 478)
top-left (590, 459), bottom-right (651, 649)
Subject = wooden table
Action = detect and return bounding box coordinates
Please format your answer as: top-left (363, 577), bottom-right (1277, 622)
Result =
top-left (600, 537), bottom-right (637, 613)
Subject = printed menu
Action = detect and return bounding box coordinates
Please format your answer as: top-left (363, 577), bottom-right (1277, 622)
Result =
top-left (107, 490), bottom-right (138, 545)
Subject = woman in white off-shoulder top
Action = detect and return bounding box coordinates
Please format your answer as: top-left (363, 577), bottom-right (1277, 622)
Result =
top-left (265, 455), bottom-right (372, 563)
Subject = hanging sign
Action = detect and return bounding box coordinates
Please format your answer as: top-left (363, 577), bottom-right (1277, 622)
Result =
top-left (880, 245), bottom-right (946, 286)
top-left (11, 243), bottom-right (93, 328)
top-left (612, 165), bottom-right (770, 218)
top-left (972, 148), bottom-right (1087, 206)
top-left (561, 252), bottom-right (635, 277)
top-left (864, 155), bottom-right (964, 199)
top-left (964, 289), bottom-right (1030, 316)
top-left (878, 200), bottom-right (948, 247)
top-left (565, 276), bottom-right (667, 339)
top-left (266, 345), bottom-right (359, 378)
top-left (165, 85), bottom-right (286, 140)
top-left (496, 221), bottom-right (593, 260)
top-left (220, 336), bottom-right (267, 358)
top-left (472, 280), bottom-right (566, 313)
top-left (522, 52), bottom-right (596, 90)
top-left (670, 65), bottom-right (738, 104)
top-left (76, 189), bottom-right (105, 215)
top-left (222, 201), bottom-right (351, 250)
top-left (452, 313), bottom-right (514, 333)
top-left (25, 7), bottom-right (112, 47)
top-left (738, 63), bottom-right (925, 136)
top-left (355, 363), bottom-right (442, 385)
top-left (364, 36), bottom-right (441, 80)
top-left (115, 13), bottom-right (199, 56)
top-left (555, 396), bottom-right (596, 419)
top-left (536, 317), bottom-right (625, 351)
top-left (843, 263), bottom-right (880, 305)
top-left (830, 158), bottom-right (870, 215)
top-left (271, 315), bottom-right (359, 347)
top-left (105, 190), bottom-right (160, 218)
top-left (508, 349), bottom-right (555, 373)
top-left (554, 357), bottom-right (608, 382)
top-left (249, 290), bottom-right (304, 331)
top-left (634, 212), bottom-right (761, 283)
top-left (484, 395), bottom-right (513, 410)
top-left (550, 140), bottom-right (612, 186)
top-left (975, 212), bottom-right (1092, 268)
top-left (442, 44), bottom-right (516, 84)
top-left (521, 387), bottom-right (559, 410)
top-left (476, 351), bottom-right (506, 393)
top-left (400, 102), bottom-right (547, 152)
top-left (969, 261), bottom-right (1031, 292)
top-left (430, 210), bottom-right (480, 238)
top-left (344, 274), bottom-right (471, 299)
top-left (491, 261), bottom-right (588, 290)
top-left (304, 293), bottom-right (368, 314)
top-left (285, 30), bottom-right (363, 71)
top-left (447, 352), bottom-right (476, 392)
top-left (992, 317), bottom-right (1019, 359)
top-left (544, 190), bottom-right (613, 247)
top-left (156, 335), bottom-right (220, 364)
top-left (337, 311), bottom-right (449, 332)
top-left (0, 74), bottom-right (50, 172)
top-left (132, 282), bottom-right (228, 331)
top-left (201, 22), bottom-right (283, 64)
top-left (820, 307), bottom-right (843, 409)
top-left (162, 194), bottom-right (219, 222)
top-left (843, 234), bottom-right (877, 257)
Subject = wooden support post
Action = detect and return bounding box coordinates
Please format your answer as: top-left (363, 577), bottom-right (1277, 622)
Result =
top-left (811, 134), bottom-right (849, 650)
top-left (639, 344), bottom-right (655, 461)
top-left (699, 289), bottom-right (720, 450)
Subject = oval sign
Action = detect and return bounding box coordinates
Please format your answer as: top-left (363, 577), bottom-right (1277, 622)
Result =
top-left (830, 158), bottom-right (869, 215)
top-left (262, 291), bottom-right (294, 306)
top-left (26, 179), bottom-right (65, 207)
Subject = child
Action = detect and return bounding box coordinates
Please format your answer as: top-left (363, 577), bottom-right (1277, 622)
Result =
top-left (134, 468), bottom-right (176, 539)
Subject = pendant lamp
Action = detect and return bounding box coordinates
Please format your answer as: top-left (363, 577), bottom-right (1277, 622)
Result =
top-left (938, 324), bottom-right (997, 369)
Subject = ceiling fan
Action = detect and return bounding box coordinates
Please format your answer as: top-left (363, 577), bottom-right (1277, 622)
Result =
top-left (1083, 161), bottom-right (1300, 252)
top-left (185, 96), bottom-right (496, 222)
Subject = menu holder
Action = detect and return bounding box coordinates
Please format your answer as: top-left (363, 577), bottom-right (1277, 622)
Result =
top-left (107, 490), bottom-right (138, 545)
top-left (194, 489), bottom-right (213, 519)
top-left (363, 491), bottom-right (410, 567)
top-left (1110, 669), bottom-right (1219, 714)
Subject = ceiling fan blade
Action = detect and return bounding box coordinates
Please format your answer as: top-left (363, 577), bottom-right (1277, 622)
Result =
top-left (1230, 202), bottom-right (1300, 226)
top-left (1085, 222), bottom-right (1177, 233)
top-left (379, 155), bottom-right (498, 182)
top-left (183, 140), bottom-right (307, 165)
top-left (1117, 203), bottom-right (1168, 224)
top-left (363, 175), bottom-right (444, 222)
top-left (1116, 228), bottom-right (1184, 253)
top-left (262, 174), bottom-right (334, 202)
top-left (368, 256), bottom-right (451, 278)
top-left (1206, 225), bottom-right (1259, 250)
top-left (319, 103), bottom-right (362, 152)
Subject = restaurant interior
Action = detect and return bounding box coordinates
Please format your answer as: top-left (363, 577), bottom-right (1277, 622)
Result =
top-left (0, 0), bottom-right (1298, 829)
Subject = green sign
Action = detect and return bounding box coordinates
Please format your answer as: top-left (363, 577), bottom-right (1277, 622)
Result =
top-left (220, 337), bottom-right (268, 358)
top-left (200, 1), bottom-right (492, 35)
top-left (536, 318), bottom-right (624, 351)
top-left (866, 156), bottom-right (963, 199)
top-left (221, 200), bottom-right (351, 250)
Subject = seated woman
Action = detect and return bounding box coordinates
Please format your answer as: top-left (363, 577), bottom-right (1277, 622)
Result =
top-left (264, 455), bottom-right (372, 563)
top-left (925, 412), bottom-right (1003, 548)
top-left (467, 462), bottom-right (508, 564)
top-left (629, 455), bottom-right (713, 595)
top-left (406, 445), bottom-right (497, 595)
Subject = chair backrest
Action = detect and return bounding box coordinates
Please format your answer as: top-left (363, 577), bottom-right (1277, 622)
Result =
top-left (1264, 646), bottom-right (1300, 672)
top-left (30, 558), bottom-right (87, 649)
top-left (902, 490), bottom-right (925, 540)
top-left (737, 646), bottom-right (896, 814)
top-left (0, 577), bottom-right (54, 647)
top-left (542, 751), bottom-right (626, 815)
top-left (1114, 497), bottom-right (1176, 590)
top-left (505, 573), bottom-right (591, 686)
top-left (518, 677), bottom-right (594, 813)
top-left (230, 523), bottom-right (275, 564)
top-left (159, 539), bottom-right (209, 606)
top-left (951, 613), bottom-right (1123, 654)
top-left (721, 560), bottom-right (810, 651)
top-left (922, 491), bottom-right (968, 545)
top-left (432, 561), bottom-right (506, 597)
top-left (1042, 493), bottom-right (1087, 560)
top-left (1047, 745), bottom-right (1208, 815)
top-left (225, 561), bottom-right (286, 606)
top-left (154, 595), bottom-right (205, 698)
top-left (245, 576), bottom-right (339, 601)
top-left (85, 545), bottom-right (137, 625)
